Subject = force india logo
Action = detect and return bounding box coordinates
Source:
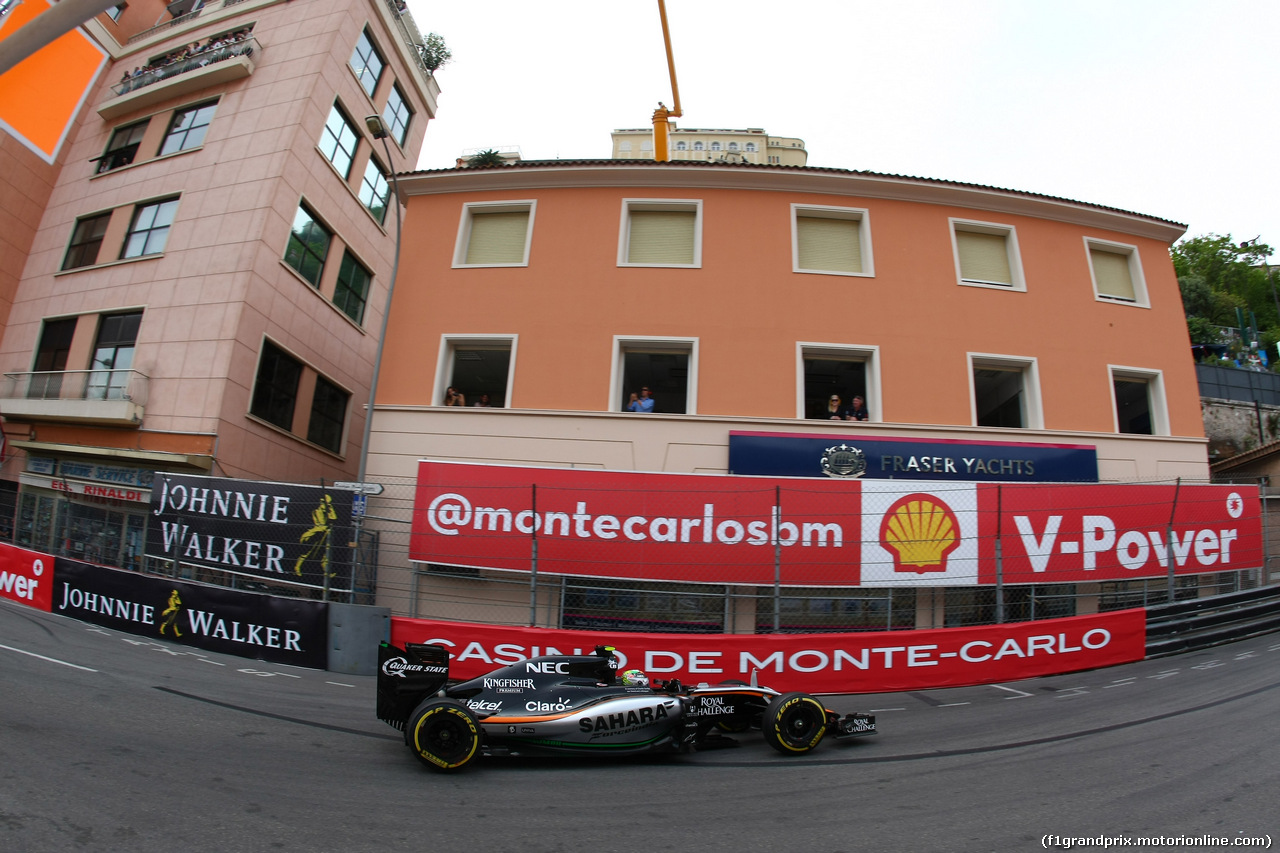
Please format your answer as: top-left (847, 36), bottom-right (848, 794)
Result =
top-left (879, 493), bottom-right (961, 574)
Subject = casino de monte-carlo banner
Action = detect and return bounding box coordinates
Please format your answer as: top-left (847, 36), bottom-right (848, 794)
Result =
top-left (410, 461), bottom-right (1264, 587)
top-left (146, 474), bottom-right (354, 592)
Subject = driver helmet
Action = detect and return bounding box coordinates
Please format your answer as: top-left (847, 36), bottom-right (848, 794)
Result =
top-left (620, 669), bottom-right (649, 688)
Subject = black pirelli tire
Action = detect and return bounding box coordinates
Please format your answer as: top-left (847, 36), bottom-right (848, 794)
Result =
top-left (763, 692), bottom-right (828, 755)
top-left (407, 699), bottom-right (481, 772)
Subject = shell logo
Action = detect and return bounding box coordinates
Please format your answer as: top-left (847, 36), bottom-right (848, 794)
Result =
top-left (879, 494), bottom-right (961, 574)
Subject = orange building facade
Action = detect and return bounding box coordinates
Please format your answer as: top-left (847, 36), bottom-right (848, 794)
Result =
top-left (365, 160), bottom-right (1204, 629)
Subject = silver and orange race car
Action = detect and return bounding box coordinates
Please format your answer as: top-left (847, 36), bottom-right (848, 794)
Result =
top-left (376, 641), bottom-right (877, 771)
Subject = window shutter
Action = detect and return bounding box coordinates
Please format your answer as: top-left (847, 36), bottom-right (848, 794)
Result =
top-left (797, 216), bottom-right (862, 273)
top-left (466, 211), bottom-right (529, 264)
top-left (1091, 248), bottom-right (1135, 301)
top-left (627, 210), bottom-right (695, 264)
top-left (956, 231), bottom-right (1012, 285)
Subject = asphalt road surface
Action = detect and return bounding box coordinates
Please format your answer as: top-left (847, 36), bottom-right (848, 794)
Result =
top-left (2, 599), bottom-right (1277, 852)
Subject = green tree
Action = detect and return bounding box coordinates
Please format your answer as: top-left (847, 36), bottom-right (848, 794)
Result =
top-left (418, 32), bottom-right (451, 73)
top-left (1172, 234), bottom-right (1278, 361)
top-left (466, 149), bottom-right (505, 167)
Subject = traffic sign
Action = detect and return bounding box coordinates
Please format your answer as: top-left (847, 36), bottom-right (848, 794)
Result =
top-left (332, 481), bottom-right (384, 495)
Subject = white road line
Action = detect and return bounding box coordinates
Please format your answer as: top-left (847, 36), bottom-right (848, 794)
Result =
top-left (1147, 670), bottom-right (1180, 679)
top-left (0, 643), bottom-right (98, 672)
top-left (326, 681), bottom-right (355, 688)
top-left (1104, 678), bottom-right (1136, 689)
top-left (990, 684), bottom-right (1034, 698)
top-left (937, 702), bottom-right (971, 707)
top-left (197, 658), bottom-right (226, 666)
top-left (868, 707), bottom-right (905, 712)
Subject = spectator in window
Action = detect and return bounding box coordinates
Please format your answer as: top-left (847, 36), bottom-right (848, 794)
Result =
top-left (845, 395), bottom-right (869, 421)
top-left (821, 395), bottom-right (843, 419)
top-left (472, 393), bottom-right (491, 407)
top-left (627, 387), bottom-right (655, 413)
top-left (444, 386), bottom-right (466, 406)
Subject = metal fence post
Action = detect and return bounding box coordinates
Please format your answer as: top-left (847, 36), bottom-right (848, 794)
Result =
top-left (773, 485), bottom-right (781, 633)
top-left (995, 483), bottom-right (1004, 624)
top-left (1166, 477), bottom-right (1182, 604)
top-left (529, 483), bottom-right (538, 627)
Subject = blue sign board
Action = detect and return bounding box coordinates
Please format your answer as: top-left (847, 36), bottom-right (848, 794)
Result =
top-left (728, 431), bottom-right (1099, 483)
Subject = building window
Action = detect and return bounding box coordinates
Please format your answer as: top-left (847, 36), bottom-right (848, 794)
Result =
top-left (799, 344), bottom-right (878, 420)
top-left (381, 83), bottom-right (412, 146)
top-left (359, 158), bottom-right (391, 225)
top-left (710, 142), bottom-right (721, 151)
top-left (1087, 239), bottom-right (1147, 306)
top-left (793, 205), bottom-right (872, 276)
top-left (106, 3), bottom-right (126, 21)
top-left (29, 317), bottom-right (77, 398)
top-left (121, 198), bottom-right (179, 258)
top-left (350, 29), bottom-right (385, 97)
top-left (1112, 367), bottom-right (1166, 435)
top-left (284, 204), bottom-right (331, 287)
top-left (745, 142), bottom-right (756, 152)
top-left (95, 120), bottom-right (148, 173)
top-left (87, 311), bottom-right (141, 400)
top-left (62, 212), bottom-right (112, 270)
top-left (333, 251), bottom-right (371, 325)
top-left (306, 375), bottom-right (349, 453)
top-left (613, 337), bottom-right (697, 414)
top-left (619, 200), bottom-right (701, 267)
top-left (952, 220), bottom-right (1024, 290)
top-left (159, 101), bottom-right (217, 156)
top-left (970, 355), bottom-right (1041, 429)
top-left (693, 142), bottom-right (703, 151)
top-left (728, 142), bottom-right (738, 151)
top-left (438, 336), bottom-right (515, 407)
top-left (318, 103), bottom-right (359, 178)
top-left (675, 141), bottom-right (687, 151)
top-left (453, 201), bottom-right (535, 267)
top-left (250, 341), bottom-right (302, 431)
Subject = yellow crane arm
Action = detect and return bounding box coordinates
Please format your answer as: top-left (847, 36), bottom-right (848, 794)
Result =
top-left (652, 0), bottom-right (683, 162)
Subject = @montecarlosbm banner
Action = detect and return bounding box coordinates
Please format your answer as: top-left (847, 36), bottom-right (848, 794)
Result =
top-left (410, 461), bottom-right (1263, 587)
top-left (53, 557), bottom-right (328, 668)
top-left (390, 610), bottom-right (1147, 693)
top-left (146, 473), bottom-right (354, 592)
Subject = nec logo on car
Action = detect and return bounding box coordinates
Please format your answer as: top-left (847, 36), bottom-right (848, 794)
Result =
top-left (526, 661), bottom-right (570, 674)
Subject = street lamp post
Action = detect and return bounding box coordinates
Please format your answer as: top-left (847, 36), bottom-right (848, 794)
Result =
top-left (350, 114), bottom-right (404, 599)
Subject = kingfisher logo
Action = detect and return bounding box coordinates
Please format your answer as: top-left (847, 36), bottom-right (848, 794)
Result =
top-left (879, 493), bottom-right (961, 573)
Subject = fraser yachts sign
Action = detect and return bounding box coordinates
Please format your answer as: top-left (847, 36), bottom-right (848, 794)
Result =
top-left (390, 611), bottom-right (1147, 693)
top-left (410, 461), bottom-right (1263, 587)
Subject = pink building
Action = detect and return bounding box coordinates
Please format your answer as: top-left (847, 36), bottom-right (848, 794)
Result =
top-left (0, 0), bottom-right (437, 567)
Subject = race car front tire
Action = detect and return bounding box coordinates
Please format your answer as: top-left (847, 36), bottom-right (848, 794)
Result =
top-left (763, 692), bottom-right (828, 755)
top-left (407, 699), bottom-right (481, 772)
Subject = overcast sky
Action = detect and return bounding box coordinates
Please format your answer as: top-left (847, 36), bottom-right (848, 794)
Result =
top-left (407, 0), bottom-right (1279, 257)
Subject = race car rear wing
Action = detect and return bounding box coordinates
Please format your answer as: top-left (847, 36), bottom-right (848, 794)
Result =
top-left (376, 642), bottom-right (451, 731)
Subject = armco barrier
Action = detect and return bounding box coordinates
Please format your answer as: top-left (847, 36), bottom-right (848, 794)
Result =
top-left (1145, 585), bottom-right (1280, 657)
top-left (328, 601), bottom-right (390, 675)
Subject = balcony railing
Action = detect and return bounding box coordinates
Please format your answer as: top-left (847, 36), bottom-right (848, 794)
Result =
top-left (0, 370), bottom-right (149, 426)
top-left (383, 0), bottom-right (432, 81)
top-left (110, 36), bottom-right (259, 97)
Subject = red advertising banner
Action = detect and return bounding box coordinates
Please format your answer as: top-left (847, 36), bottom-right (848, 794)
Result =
top-left (391, 610), bottom-right (1147, 693)
top-left (411, 461), bottom-right (1263, 587)
top-left (980, 483), bottom-right (1264, 584)
top-left (0, 542), bottom-right (53, 611)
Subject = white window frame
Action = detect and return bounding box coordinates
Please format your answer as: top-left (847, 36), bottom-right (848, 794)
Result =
top-left (452, 200), bottom-right (536, 268)
top-left (792, 204), bottom-right (874, 278)
top-left (434, 334), bottom-right (519, 408)
top-left (617, 199), bottom-right (703, 269)
top-left (1109, 365), bottom-right (1168, 436)
top-left (950, 218), bottom-right (1025, 291)
top-left (1085, 237), bottom-right (1149, 307)
top-left (967, 353), bottom-right (1043, 429)
top-left (610, 335), bottom-right (698, 414)
top-left (796, 343), bottom-right (881, 421)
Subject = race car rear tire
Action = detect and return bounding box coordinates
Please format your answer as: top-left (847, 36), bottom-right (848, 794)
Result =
top-left (763, 692), bottom-right (828, 755)
top-left (407, 699), bottom-right (481, 772)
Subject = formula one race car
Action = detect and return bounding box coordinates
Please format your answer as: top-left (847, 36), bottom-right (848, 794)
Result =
top-left (377, 641), bottom-right (877, 771)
